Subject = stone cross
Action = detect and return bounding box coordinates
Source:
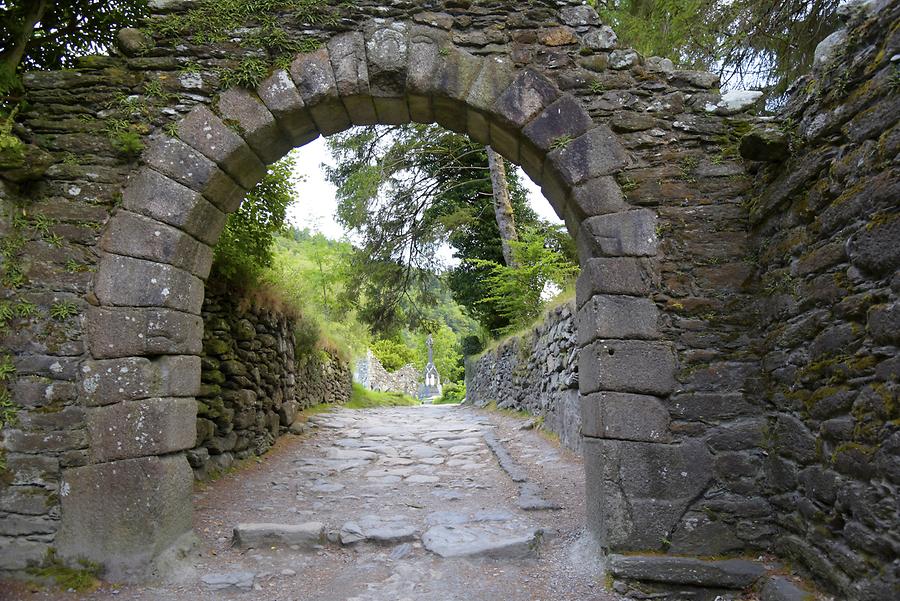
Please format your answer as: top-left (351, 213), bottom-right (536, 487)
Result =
top-left (426, 334), bottom-right (434, 364)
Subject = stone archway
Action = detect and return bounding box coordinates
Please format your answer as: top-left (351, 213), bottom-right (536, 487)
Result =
top-left (62, 24), bottom-right (673, 580)
top-left (1, 0), bottom-right (777, 588)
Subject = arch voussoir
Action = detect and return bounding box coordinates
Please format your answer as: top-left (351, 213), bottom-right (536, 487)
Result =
top-left (327, 31), bottom-right (377, 126)
top-left (176, 105), bottom-right (266, 189)
top-left (144, 136), bottom-right (246, 214)
top-left (215, 88), bottom-right (293, 165)
top-left (290, 48), bottom-right (351, 136)
top-left (121, 167), bottom-right (226, 246)
top-left (257, 70), bottom-right (321, 148)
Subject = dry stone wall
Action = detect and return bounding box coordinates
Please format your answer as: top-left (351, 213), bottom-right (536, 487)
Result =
top-left (466, 302), bottom-right (581, 453)
top-left (744, 3), bottom-right (899, 598)
top-left (190, 287), bottom-right (351, 480)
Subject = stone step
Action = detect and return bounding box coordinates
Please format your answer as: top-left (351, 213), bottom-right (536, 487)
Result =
top-left (422, 524), bottom-right (543, 559)
top-left (608, 554), bottom-right (766, 589)
top-left (232, 522), bottom-right (325, 549)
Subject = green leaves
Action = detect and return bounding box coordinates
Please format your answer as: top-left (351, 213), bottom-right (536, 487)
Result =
top-left (593, 0), bottom-right (840, 103)
top-left (466, 227), bottom-right (579, 336)
top-left (212, 155), bottom-right (297, 285)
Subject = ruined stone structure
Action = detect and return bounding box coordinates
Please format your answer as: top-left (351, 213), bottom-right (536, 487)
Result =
top-left (466, 300), bottom-right (582, 453)
top-left (354, 350), bottom-right (420, 398)
top-left (191, 287), bottom-right (351, 480)
top-left (0, 0), bottom-right (896, 598)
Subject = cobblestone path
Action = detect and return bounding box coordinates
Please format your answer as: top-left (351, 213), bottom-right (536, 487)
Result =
top-left (5, 405), bottom-right (619, 601)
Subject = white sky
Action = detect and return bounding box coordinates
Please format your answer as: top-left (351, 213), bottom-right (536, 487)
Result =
top-left (286, 136), bottom-right (563, 244)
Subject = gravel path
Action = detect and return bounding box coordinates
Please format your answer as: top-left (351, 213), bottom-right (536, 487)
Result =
top-left (4, 405), bottom-right (622, 601)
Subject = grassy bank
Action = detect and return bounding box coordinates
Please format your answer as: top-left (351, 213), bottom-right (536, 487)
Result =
top-left (345, 383), bottom-right (421, 409)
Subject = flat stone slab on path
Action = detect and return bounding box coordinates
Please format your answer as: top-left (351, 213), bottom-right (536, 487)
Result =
top-left (422, 524), bottom-right (543, 559)
top-left (232, 522), bottom-right (325, 549)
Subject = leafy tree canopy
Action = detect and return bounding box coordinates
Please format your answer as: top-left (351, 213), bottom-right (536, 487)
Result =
top-left (213, 156), bottom-right (297, 285)
top-left (591, 0), bottom-right (840, 101)
top-left (468, 226), bottom-right (580, 336)
top-left (0, 1), bottom-right (147, 94)
top-left (324, 124), bottom-right (555, 335)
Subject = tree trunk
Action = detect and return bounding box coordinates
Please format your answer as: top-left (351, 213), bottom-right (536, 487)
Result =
top-left (486, 146), bottom-right (519, 268)
top-left (0, 0), bottom-right (50, 74)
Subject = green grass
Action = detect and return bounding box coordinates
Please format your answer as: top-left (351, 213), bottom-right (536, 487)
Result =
top-left (26, 551), bottom-right (101, 592)
top-left (345, 383), bottom-right (420, 409)
top-left (432, 396), bottom-right (462, 405)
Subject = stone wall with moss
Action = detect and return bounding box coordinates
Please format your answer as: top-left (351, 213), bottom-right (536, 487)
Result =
top-left (466, 301), bottom-right (581, 452)
top-left (744, 3), bottom-right (899, 599)
top-left (190, 286), bottom-right (351, 480)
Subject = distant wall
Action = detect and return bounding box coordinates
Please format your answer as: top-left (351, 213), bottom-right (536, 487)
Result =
top-left (465, 302), bottom-right (581, 453)
top-left (354, 350), bottom-right (420, 398)
top-left (191, 288), bottom-right (351, 479)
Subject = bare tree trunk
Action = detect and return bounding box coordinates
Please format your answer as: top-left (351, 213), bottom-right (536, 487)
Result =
top-left (0, 0), bottom-right (50, 75)
top-left (486, 146), bottom-right (519, 268)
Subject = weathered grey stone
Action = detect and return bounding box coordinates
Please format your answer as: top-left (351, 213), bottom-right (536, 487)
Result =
top-left (579, 210), bottom-right (658, 258)
top-left (291, 49), bottom-right (352, 135)
top-left (431, 48), bottom-right (482, 133)
top-left (583, 26), bottom-right (618, 50)
top-left (366, 22), bottom-right (409, 97)
top-left (581, 392), bottom-right (671, 441)
top-left (847, 214), bottom-right (900, 275)
top-left (116, 28), bottom-right (154, 56)
top-left (422, 525), bottom-right (542, 559)
top-left (494, 69), bottom-right (559, 128)
top-left (609, 49), bottom-right (639, 70)
top-left (608, 554), bottom-right (766, 588)
top-left (406, 25), bottom-right (449, 100)
top-left (0, 538), bottom-right (49, 570)
top-left (522, 94), bottom-right (594, 152)
top-left (87, 398), bottom-right (196, 462)
top-left (547, 125), bottom-right (628, 186)
top-left (81, 355), bottom-right (200, 406)
top-left (216, 88), bottom-right (291, 164)
top-left (711, 90), bottom-right (764, 115)
top-left (569, 176), bottom-right (629, 219)
top-left (579, 339), bottom-right (676, 396)
top-left (814, 29), bottom-right (848, 69)
top-left (327, 32), bottom-right (377, 126)
top-left (669, 70), bottom-right (720, 89)
top-left (560, 5), bottom-right (600, 26)
top-left (101, 211), bottom-right (213, 279)
top-left (233, 522), bottom-right (324, 549)
top-left (576, 294), bottom-right (659, 343)
top-left (257, 69), bottom-right (320, 146)
top-left (576, 257), bottom-right (659, 307)
top-left (122, 167), bottom-right (226, 246)
top-left (760, 576), bottom-right (813, 601)
top-left (55, 455), bottom-right (193, 582)
top-left (584, 438), bottom-right (714, 550)
top-left (466, 55), bottom-right (515, 114)
top-left (143, 136), bottom-right (245, 214)
top-left (739, 126), bottom-right (791, 162)
top-left (94, 253), bottom-right (205, 314)
top-left (87, 306), bottom-right (203, 359)
top-left (176, 105), bottom-right (266, 189)
top-left (201, 571), bottom-right (255, 591)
